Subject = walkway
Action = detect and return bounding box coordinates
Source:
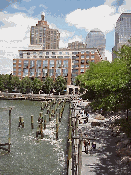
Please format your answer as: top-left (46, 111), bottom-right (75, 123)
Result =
top-left (80, 114), bottom-right (131, 175)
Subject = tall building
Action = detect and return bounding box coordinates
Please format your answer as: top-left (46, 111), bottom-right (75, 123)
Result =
top-left (85, 29), bottom-right (106, 59)
top-left (112, 13), bottom-right (131, 60)
top-left (30, 12), bottom-right (60, 50)
top-left (13, 13), bottom-right (103, 86)
top-left (68, 41), bottom-right (86, 49)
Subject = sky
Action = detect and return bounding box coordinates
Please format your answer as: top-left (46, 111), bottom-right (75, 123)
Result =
top-left (0, 0), bottom-right (131, 74)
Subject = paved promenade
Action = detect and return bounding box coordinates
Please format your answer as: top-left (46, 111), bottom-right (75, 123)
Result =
top-left (79, 114), bottom-right (131, 175)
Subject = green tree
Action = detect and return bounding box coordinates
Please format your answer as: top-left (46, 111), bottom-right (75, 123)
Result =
top-left (20, 77), bottom-right (32, 94)
top-left (32, 78), bottom-right (42, 94)
top-left (42, 77), bottom-right (54, 94)
top-left (54, 76), bottom-right (66, 95)
top-left (11, 76), bottom-right (21, 92)
top-left (76, 58), bottom-right (130, 116)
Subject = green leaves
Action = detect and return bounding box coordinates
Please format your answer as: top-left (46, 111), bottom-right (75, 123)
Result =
top-left (76, 46), bottom-right (131, 114)
top-left (54, 76), bottom-right (66, 94)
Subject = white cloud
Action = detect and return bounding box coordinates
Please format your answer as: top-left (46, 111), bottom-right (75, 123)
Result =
top-left (0, 12), bottom-right (38, 74)
top-left (65, 4), bottom-right (120, 34)
top-left (105, 50), bottom-right (112, 62)
top-left (118, 0), bottom-right (131, 13)
top-left (39, 4), bottom-right (48, 9)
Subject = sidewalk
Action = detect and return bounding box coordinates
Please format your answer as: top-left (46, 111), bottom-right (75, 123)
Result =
top-left (79, 115), bottom-right (131, 175)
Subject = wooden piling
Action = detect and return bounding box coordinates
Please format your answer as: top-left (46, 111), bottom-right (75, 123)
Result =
top-left (44, 114), bottom-right (47, 129)
top-left (49, 112), bottom-right (51, 121)
top-left (8, 109), bottom-right (11, 152)
top-left (18, 116), bottom-right (24, 128)
top-left (31, 115), bottom-right (34, 129)
top-left (56, 113), bottom-right (59, 140)
top-left (78, 133), bottom-right (82, 175)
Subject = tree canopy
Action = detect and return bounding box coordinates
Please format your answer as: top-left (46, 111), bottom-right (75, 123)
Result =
top-left (76, 45), bottom-right (131, 119)
top-left (54, 76), bottom-right (66, 95)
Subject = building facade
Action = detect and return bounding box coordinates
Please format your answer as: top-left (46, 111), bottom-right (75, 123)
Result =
top-left (30, 13), bottom-right (60, 50)
top-left (13, 13), bottom-right (103, 86)
top-left (85, 28), bottom-right (106, 60)
top-left (68, 41), bottom-right (87, 49)
top-left (112, 13), bottom-right (131, 60)
top-left (13, 48), bottom-right (102, 85)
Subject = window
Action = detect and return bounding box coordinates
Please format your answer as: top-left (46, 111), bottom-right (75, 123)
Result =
top-left (18, 64), bottom-right (21, 67)
top-left (13, 68), bottom-right (16, 71)
top-left (23, 69), bottom-right (28, 76)
top-left (45, 56), bottom-right (49, 58)
top-left (91, 55), bottom-right (94, 59)
top-left (51, 56), bottom-right (56, 58)
top-left (30, 60), bottom-right (35, 68)
top-left (39, 38), bottom-right (42, 43)
top-left (81, 51), bottom-right (85, 54)
top-left (91, 60), bottom-right (94, 62)
top-left (43, 60), bottom-right (48, 68)
top-left (30, 69), bottom-right (35, 76)
top-left (27, 52), bottom-right (30, 55)
top-left (72, 52), bottom-right (78, 55)
top-left (63, 69), bottom-right (68, 77)
top-left (81, 65), bottom-right (84, 68)
top-left (86, 55), bottom-right (89, 58)
top-left (64, 56), bottom-right (70, 58)
top-left (23, 60), bottom-right (28, 68)
top-left (19, 60), bottom-right (21, 63)
top-left (57, 56), bottom-right (63, 58)
top-left (19, 52), bottom-right (23, 58)
top-left (39, 51), bottom-right (43, 55)
top-left (86, 51), bottom-right (90, 54)
top-left (63, 60), bottom-right (68, 68)
top-left (13, 64), bottom-right (16, 68)
top-left (18, 68), bottom-right (21, 72)
top-left (36, 68), bottom-right (41, 77)
top-left (13, 60), bottom-right (16, 63)
top-left (81, 55), bottom-right (84, 59)
top-left (72, 56), bottom-right (76, 60)
top-left (56, 69), bottom-right (61, 77)
top-left (81, 60), bottom-right (84, 64)
top-left (46, 52), bottom-right (49, 55)
top-left (39, 56), bottom-right (42, 58)
top-left (43, 69), bottom-right (47, 77)
top-left (65, 52), bottom-right (69, 55)
top-left (86, 65), bottom-right (89, 68)
top-left (36, 60), bottom-right (41, 68)
top-left (91, 51), bottom-right (94, 54)
top-left (49, 60), bottom-right (54, 68)
top-left (49, 69), bottom-right (54, 76)
top-left (52, 52), bottom-right (55, 55)
top-left (86, 60), bottom-right (89, 64)
top-left (80, 69), bottom-right (84, 73)
top-left (18, 72), bottom-right (21, 76)
top-left (56, 60), bottom-right (61, 68)
top-left (59, 52), bottom-right (62, 55)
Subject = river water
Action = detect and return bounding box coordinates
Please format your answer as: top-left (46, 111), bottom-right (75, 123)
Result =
top-left (0, 100), bottom-right (69, 175)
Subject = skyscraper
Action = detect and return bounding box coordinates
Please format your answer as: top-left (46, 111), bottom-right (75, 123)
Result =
top-left (112, 13), bottom-right (131, 60)
top-left (85, 28), bottom-right (106, 59)
top-left (30, 12), bottom-right (60, 50)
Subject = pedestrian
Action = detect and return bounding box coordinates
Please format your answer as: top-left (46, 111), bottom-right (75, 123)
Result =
top-left (92, 142), bottom-right (96, 149)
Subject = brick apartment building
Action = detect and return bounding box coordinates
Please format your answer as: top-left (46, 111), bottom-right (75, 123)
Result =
top-left (13, 13), bottom-right (103, 86)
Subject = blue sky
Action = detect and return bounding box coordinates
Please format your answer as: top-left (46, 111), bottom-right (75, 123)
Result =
top-left (0, 0), bottom-right (130, 74)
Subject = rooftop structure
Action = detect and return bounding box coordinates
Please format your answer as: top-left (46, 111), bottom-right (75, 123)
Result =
top-left (30, 13), bottom-right (60, 50)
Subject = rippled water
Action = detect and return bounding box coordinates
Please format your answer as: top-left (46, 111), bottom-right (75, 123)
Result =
top-left (0, 100), bottom-right (69, 175)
